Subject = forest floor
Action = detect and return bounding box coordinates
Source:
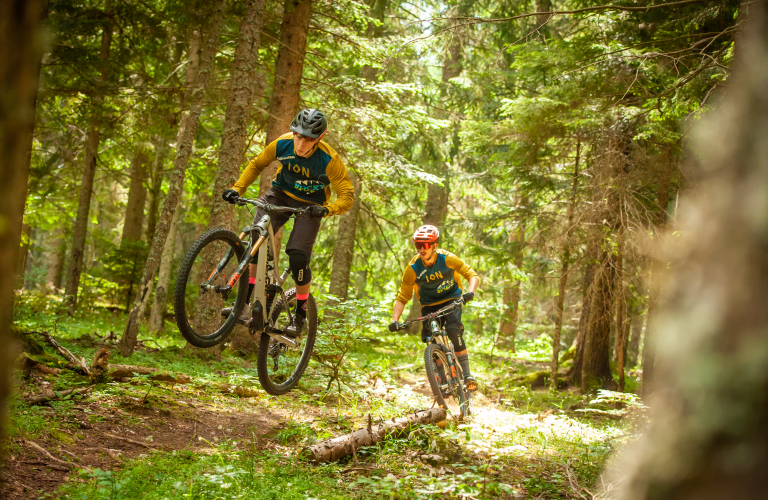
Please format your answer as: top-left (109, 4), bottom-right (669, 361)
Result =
top-left (5, 300), bottom-right (646, 499)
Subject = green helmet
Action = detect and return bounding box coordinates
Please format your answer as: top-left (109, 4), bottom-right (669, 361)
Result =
top-left (290, 109), bottom-right (327, 139)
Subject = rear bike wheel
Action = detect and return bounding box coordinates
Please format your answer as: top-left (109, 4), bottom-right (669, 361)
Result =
top-left (174, 228), bottom-right (249, 348)
top-left (424, 343), bottom-right (471, 419)
top-left (256, 288), bottom-right (317, 395)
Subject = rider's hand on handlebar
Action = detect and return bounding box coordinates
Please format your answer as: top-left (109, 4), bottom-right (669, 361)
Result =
top-left (307, 205), bottom-right (329, 218)
top-left (222, 189), bottom-right (239, 204)
top-left (462, 291), bottom-right (474, 303)
top-left (388, 321), bottom-right (400, 333)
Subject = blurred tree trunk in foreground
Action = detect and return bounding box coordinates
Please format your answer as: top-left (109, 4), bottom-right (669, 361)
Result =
top-left (613, 4), bottom-right (768, 498)
top-left (0, 0), bottom-right (47, 467)
top-left (119, 0), bottom-right (226, 356)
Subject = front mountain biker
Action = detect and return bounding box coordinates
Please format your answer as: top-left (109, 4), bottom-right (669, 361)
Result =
top-left (220, 109), bottom-right (354, 336)
top-left (388, 225), bottom-right (480, 392)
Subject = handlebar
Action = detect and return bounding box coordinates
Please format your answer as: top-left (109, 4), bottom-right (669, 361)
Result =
top-left (392, 297), bottom-right (464, 331)
top-left (234, 196), bottom-right (309, 215)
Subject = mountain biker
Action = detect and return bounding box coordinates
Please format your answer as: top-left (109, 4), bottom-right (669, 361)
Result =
top-left (220, 109), bottom-right (354, 336)
top-left (388, 225), bottom-right (480, 391)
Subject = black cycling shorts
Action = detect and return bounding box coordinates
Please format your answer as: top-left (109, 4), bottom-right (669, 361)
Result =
top-left (420, 302), bottom-right (467, 351)
top-left (251, 187), bottom-right (322, 258)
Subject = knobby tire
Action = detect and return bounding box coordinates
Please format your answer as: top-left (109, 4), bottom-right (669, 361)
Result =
top-left (174, 228), bottom-right (249, 348)
top-left (256, 288), bottom-right (317, 395)
top-left (424, 343), bottom-right (471, 419)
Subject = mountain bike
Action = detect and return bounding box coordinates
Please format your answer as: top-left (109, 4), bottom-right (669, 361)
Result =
top-left (174, 196), bottom-right (317, 395)
top-left (392, 298), bottom-right (472, 419)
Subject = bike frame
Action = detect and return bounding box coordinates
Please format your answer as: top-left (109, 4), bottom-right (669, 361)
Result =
top-left (201, 197), bottom-right (305, 347)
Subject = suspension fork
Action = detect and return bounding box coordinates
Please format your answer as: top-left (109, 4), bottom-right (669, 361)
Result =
top-left (203, 229), bottom-right (249, 285)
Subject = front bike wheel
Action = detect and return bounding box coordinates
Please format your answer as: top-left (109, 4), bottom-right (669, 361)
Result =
top-left (424, 343), bottom-right (471, 419)
top-left (256, 288), bottom-right (317, 395)
top-left (174, 228), bottom-right (249, 348)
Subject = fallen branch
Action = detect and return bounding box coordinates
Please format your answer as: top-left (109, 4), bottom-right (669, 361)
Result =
top-left (24, 440), bottom-right (72, 470)
top-left (18, 460), bottom-right (69, 471)
top-left (301, 408), bottom-right (447, 463)
top-left (36, 331), bottom-right (90, 375)
top-left (108, 364), bottom-right (191, 384)
top-left (24, 386), bottom-right (93, 405)
top-left (104, 432), bottom-right (156, 449)
top-left (391, 363), bottom-right (418, 372)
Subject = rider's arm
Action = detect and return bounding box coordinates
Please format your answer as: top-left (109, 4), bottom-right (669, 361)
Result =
top-left (392, 266), bottom-right (417, 321)
top-left (445, 253), bottom-right (480, 293)
top-left (231, 135), bottom-right (284, 195)
top-left (324, 156), bottom-right (354, 216)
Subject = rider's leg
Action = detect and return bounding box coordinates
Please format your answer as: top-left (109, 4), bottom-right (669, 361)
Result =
top-left (444, 309), bottom-right (477, 389)
top-left (288, 249), bottom-right (311, 318)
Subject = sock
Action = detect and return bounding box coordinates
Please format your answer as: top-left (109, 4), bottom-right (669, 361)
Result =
top-left (247, 277), bottom-right (256, 303)
top-left (296, 293), bottom-right (309, 319)
top-left (457, 353), bottom-right (471, 378)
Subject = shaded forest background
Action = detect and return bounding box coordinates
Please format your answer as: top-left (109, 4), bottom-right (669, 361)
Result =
top-left (16, 0), bottom-right (739, 390)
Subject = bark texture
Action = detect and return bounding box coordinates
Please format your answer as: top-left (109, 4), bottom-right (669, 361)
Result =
top-left (46, 228), bottom-right (66, 290)
top-left (551, 143), bottom-right (580, 389)
top-left (612, 5), bottom-right (768, 498)
top-left (580, 249), bottom-right (615, 393)
top-left (0, 0), bottom-right (46, 461)
top-left (258, 0), bottom-right (312, 197)
top-left (149, 206), bottom-right (178, 334)
top-left (328, 173), bottom-right (363, 299)
top-left (568, 255), bottom-right (595, 386)
top-left (119, 0), bottom-right (226, 356)
top-left (122, 148), bottom-right (150, 243)
top-left (145, 137), bottom-right (167, 242)
top-left (65, 1), bottom-right (113, 314)
top-left (302, 408), bottom-right (447, 463)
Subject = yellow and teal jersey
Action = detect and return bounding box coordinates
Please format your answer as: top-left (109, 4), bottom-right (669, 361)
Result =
top-left (232, 133), bottom-right (354, 216)
top-left (396, 249), bottom-right (479, 307)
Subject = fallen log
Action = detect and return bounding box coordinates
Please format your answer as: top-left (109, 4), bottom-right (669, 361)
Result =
top-left (108, 364), bottom-right (191, 384)
top-left (36, 331), bottom-right (90, 375)
top-left (301, 408), bottom-right (447, 463)
top-left (24, 386), bottom-right (93, 405)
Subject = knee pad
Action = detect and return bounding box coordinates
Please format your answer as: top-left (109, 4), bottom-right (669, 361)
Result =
top-left (288, 250), bottom-right (312, 286)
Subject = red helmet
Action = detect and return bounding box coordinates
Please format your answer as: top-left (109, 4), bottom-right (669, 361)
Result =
top-left (412, 225), bottom-right (440, 243)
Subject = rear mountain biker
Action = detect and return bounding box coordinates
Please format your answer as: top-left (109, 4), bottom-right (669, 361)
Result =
top-left (220, 109), bottom-right (354, 336)
top-left (388, 225), bottom-right (480, 392)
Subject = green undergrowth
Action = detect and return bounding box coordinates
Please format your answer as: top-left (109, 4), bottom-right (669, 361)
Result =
top-left (53, 449), bottom-right (365, 500)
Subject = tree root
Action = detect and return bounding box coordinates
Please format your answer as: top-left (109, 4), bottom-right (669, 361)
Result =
top-left (24, 386), bottom-right (93, 405)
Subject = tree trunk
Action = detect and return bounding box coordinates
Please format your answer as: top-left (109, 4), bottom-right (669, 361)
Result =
top-left (551, 141), bottom-right (580, 390)
top-left (496, 197), bottom-right (527, 349)
top-left (46, 228), bottom-right (66, 290)
top-left (0, 0), bottom-right (47, 461)
top-left (64, 0), bottom-right (113, 314)
top-left (616, 223), bottom-right (626, 391)
top-left (15, 223), bottom-right (30, 287)
top-left (627, 312), bottom-right (643, 368)
top-left (328, 173), bottom-right (363, 300)
top-left (149, 205), bottom-right (179, 334)
top-left (204, 0), bottom-right (266, 356)
top-left (119, 0), bottom-right (226, 357)
top-left (568, 257), bottom-right (595, 386)
top-left (581, 250), bottom-right (616, 393)
top-left (209, 0), bottom-right (265, 231)
top-left (145, 137), bottom-right (167, 242)
top-left (121, 148), bottom-right (150, 243)
top-left (613, 6), bottom-right (768, 496)
top-left (642, 162), bottom-right (673, 398)
top-left (258, 0), bottom-right (312, 197)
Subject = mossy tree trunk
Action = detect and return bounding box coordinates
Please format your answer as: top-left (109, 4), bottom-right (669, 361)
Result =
top-left (119, 0), bottom-right (226, 356)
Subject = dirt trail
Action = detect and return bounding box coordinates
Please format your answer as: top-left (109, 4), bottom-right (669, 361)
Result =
top-left (4, 384), bottom-right (290, 499)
